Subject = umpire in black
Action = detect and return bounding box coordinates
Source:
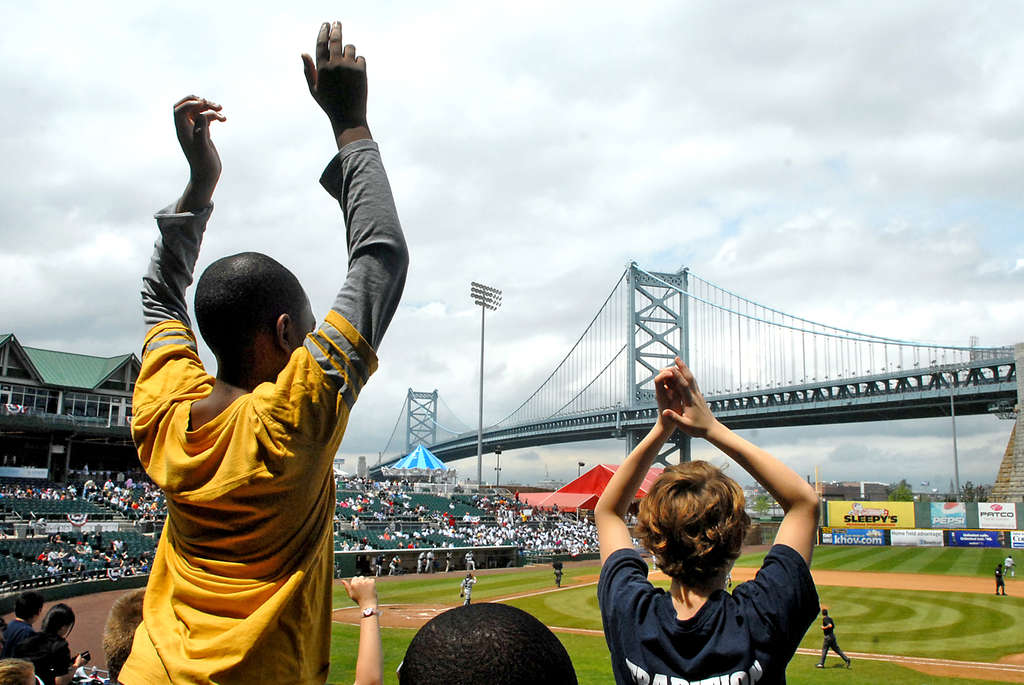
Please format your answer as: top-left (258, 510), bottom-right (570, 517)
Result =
top-left (815, 608), bottom-right (852, 668)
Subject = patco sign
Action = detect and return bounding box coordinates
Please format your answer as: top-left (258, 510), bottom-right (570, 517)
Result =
top-left (978, 502), bottom-right (1018, 530)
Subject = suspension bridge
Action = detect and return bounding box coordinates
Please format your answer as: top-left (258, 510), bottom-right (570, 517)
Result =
top-left (376, 263), bottom-right (1020, 470)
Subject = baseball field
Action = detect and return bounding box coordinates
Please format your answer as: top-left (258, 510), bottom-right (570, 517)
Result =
top-left (328, 546), bottom-right (1024, 684)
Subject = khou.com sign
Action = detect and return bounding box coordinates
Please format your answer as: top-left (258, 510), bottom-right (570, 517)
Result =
top-left (978, 503), bottom-right (1017, 530)
top-left (821, 528), bottom-right (886, 546)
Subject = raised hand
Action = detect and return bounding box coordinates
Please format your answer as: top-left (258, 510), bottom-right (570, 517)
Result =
top-left (660, 358), bottom-right (718, 438)
top-left (302, 21), bottom-right (371, 148)
top-left (342, 575), bottom-right (378, 610)
top-left (173, 95), bottom-right (225, 212)
top-left (173, 95), bottom-right (225, 185)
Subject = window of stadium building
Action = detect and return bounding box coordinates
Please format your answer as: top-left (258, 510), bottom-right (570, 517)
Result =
top-left (1, 383), bottom-right (60, 413)
top-left (62, 392), bottom-right (112, 419)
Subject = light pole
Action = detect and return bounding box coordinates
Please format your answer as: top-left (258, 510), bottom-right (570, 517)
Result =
top-left (471, 281), bottom-right (501, 490)
top-left (494, 445), bottom-right (502, 488)
top-left (949, 367), bottom-right (962, 500)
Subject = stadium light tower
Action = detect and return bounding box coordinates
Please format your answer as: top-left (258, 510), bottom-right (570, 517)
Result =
top-left (471, 281), bottom-right (502, 490)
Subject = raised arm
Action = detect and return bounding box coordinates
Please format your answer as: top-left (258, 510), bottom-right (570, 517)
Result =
top-left (302, 22), bottom-right (408, 351)
top-left (595, 365), bottom-right (682, 562)
top-left (141, 97), bottom-right (225, 328)
top-left (342, 576), bottom-right (382, 685)
top-left (662, 360), bottom-right (820, 565)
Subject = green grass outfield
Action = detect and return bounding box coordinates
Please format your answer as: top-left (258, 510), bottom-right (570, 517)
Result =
top-left (326, 546), bottom-right (1023, 684)
top-left (736, 545), bottom-right (1015, 577)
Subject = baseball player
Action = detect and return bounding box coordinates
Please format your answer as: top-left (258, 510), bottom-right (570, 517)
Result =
top-left (996, 563), bottom-right (1007, 595)
top-left (459, 573), bottom-right (477, 606)
top-left (815, 609), bottom-right (851, 669)
top-left (1004, 554), bottom-right (1015, 578)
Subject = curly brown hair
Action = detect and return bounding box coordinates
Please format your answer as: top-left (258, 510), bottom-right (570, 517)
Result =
top-left (635, 461), bottom-right (750, 588)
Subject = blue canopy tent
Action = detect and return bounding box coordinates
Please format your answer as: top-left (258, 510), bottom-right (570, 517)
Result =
top-left (382, 445), bottom-right (455, 483)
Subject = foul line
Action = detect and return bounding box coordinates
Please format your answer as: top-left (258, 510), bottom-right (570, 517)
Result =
top-left (793, 649), bottom-right (1024, 676)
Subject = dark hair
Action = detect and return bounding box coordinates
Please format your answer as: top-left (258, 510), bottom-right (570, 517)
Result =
top-left (194, 252), bottom-right (309, 380)
top-left (399, 604), bottom-right (577, 684)
top-left (13, 592), bottom-right (44, 621)
top-left (821, 609), bottom-right (829, 616)
top-left (635, 461), bottom-right (751, 589)
top-left (40, 604), bottom-right (75, 636)
top-left (103, 588), bottom-right (145, 682)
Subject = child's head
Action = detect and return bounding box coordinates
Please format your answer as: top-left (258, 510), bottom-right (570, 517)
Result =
top-left (398, 603), bottom-right (577, 684)
top-left (195, 252), bottom-right (314, 386)
top-left (635, 461), bottom-right (750, 590)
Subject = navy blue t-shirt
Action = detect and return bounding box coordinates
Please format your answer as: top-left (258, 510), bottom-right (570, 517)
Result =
top-left (0, 619), bottom-right (36, 658)
top-left (598, 544), bottom-right (818, 685)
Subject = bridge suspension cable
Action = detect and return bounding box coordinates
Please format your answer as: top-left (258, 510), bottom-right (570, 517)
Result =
top-left (494, 269), bottom-right (630, 427)
top-left (384, 263), bottom-right (1014, 461)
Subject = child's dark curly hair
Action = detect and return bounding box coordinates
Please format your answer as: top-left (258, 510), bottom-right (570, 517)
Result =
top-left (635, 461), bottom-right (750, 588)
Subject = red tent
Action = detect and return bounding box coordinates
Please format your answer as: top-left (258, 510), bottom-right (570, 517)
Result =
top-left (524, 464), bottom-right (664, 512)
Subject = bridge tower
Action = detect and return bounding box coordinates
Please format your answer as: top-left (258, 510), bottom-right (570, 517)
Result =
top-left (625, 263), bottom-right (691, 464)
top-left (990, 342), bottom-right (1024, 502)
top-left (405, 389), bottom-right (438, 453)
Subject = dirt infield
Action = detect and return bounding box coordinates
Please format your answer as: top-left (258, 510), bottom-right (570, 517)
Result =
top-left (332, 568), bottom-right (1024, 683)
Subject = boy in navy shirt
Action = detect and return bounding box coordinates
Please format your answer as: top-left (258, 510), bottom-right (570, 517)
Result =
top-left (596, 359), bottom-right (820, 684)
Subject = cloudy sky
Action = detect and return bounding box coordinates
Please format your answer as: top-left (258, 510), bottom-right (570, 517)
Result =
top-left (2, 2), bottom-right (1021, 490)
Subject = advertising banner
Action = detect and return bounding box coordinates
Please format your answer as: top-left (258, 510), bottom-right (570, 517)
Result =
top-left (1011, 531), bottom-right (1024, 550)
top-left (978, 503), bottom-right (1017, 530)
top-left (930, 502), bottom-right (966, 528)
top-left (828, 501), bottom-right (914, 529)
top-left (891, 529), bottom-right (944, 547)
top-left (948, 530), bottom-right (1002, 548)
top-left (821, 528), bottom-right (886, 546)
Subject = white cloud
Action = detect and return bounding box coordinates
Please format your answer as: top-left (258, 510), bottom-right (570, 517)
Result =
top-left (1, 1), bottom-right (1021, 487)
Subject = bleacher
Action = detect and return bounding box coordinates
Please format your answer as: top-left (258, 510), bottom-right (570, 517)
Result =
top-left (0, 497), bottom-right (109, 518)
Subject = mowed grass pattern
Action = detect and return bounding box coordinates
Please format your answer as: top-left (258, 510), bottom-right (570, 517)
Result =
top-left (326, 546), bottom-right (1024, 683)
top-left (810, 585), bottom-right (1024, 661)
top-left (737, 544), bottom-right (1013, 576)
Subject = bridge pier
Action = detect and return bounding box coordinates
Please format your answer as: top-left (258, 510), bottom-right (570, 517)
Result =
top-left (991, 342), bottom-right (1024, 502)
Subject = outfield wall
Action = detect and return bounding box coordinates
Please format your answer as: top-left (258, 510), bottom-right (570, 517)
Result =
top-left (824, 500), bottom-right (1022, 531)
top-left (820, 527), bottom-right (1024, 549)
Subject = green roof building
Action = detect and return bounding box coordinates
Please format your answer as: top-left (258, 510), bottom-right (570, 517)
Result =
top-left (0, 333), bottom-right (140, 482)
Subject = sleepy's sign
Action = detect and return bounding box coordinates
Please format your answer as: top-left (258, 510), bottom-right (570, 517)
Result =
top-left (828, 501), bottom-right (915, 528)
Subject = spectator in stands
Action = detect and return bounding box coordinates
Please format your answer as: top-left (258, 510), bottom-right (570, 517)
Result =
top-left (12, 603), bottom-right (87, 685)
top-left (0, 592), bottom-right (44, 658)
top-left (595, 359), bottom-right (820, 684)
top-left (102, 588), bottom-right (145, 684)
top-left (398, 604), bottom-right (577, 684)
top-left (0, 658), bottom-right (36, 685)
top-left (120, 21), bottom-right (406, 683)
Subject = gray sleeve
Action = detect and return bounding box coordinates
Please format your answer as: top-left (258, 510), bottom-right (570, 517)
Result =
top-left (313, 139), bottom-right (409, 350)
top-left (141, 204), bottom-right (211, 328)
